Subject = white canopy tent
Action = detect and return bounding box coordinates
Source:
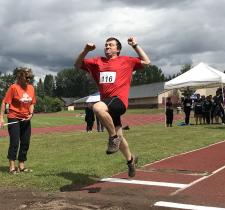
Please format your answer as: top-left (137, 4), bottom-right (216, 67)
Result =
top-left (163, 62), bottom-right (225, 126)
top-left (74, 92), bottom-right (100, 105)
top-left (86, 92), bottom-right (100, 103)
top-left (164, 62), bottom-right (225, 90)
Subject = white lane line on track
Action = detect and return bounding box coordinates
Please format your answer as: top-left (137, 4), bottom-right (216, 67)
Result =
top-left (154, 201), bottom-right (225, 210)
top-left (101, 178), bottom-right (188, 188)
top-left (171, 164), bottom-right (225, 195)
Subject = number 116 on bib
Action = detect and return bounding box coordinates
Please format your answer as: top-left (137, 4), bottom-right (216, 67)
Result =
top-left (100, 72), bottom-right (116, 84)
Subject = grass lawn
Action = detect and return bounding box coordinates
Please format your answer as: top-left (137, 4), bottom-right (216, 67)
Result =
top-left (1, 112), bottom-right (85, 128)
top-left (126, 108), bottom-right (165, 114)
top-left (0, 110), bottom-right (225, 192)
top-left (31, 113), bottom-right (84, 127)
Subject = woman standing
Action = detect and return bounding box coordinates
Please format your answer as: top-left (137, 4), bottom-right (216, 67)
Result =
top-left (0, 67), bottom-right (36, 174)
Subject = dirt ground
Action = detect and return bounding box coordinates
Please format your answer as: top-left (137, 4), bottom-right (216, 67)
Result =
top-left (0, 185), bottom-right (162, 210)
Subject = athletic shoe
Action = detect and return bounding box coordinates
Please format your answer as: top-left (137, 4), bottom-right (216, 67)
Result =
top-left (127, 156), bottom-right (138, 177)
top-left (106, 136), bottom-right (121, 155)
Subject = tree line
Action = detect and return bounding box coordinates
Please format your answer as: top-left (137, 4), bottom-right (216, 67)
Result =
top-left (0, 64), bottom-right (192, 112)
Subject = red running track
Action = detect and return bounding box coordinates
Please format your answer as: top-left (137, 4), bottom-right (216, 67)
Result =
top-left (145, 140), bottom-right (225, 208)
top-left (81, 140), bottom-right (225, 209)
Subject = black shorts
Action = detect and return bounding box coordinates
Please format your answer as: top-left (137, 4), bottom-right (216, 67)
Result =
top-left (102, 96), bottom-right (126, 127)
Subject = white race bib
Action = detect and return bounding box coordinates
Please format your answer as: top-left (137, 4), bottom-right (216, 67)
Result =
top-left (99, 72), bottom-right (116, 83)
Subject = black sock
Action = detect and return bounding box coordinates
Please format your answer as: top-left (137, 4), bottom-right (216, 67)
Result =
top-left (127, 156), bottom-right (133, 164)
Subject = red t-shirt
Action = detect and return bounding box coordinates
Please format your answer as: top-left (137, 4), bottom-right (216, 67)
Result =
top-left (3, 83), bottom-right (36, 119)
top-left (81, 56), bottom-right (143, 108)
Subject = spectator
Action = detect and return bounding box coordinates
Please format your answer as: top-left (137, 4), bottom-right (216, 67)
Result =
top-left (0, 67), bottom-right (36, 174)
top-left (183, 95), bottom-right (192, 125)
top-left (202, 95), bottom-right (212, 124)
top-left (96, 116), bottom-right (104, 132)
top-left (166, 97), bottom-right (173, 127)
top-left (211, 95), bottom-right (216, 124)
top-left (213, 89), bottom-right (225, 124)
top-left (193, 94), bottom-right (203, 125)
top-left (85, 103), bottom-right (95, 132)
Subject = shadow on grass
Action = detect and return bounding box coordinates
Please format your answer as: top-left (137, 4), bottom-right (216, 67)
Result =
top-left (57, 172), bottom-right (101, 193)
top-left (204, 126), bottom-right (225, 129)
top-left (0, 166), bottom-right (9, 173)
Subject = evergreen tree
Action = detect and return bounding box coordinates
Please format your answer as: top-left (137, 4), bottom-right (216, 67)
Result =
top-left (0, 73), bottom-right (15, 102)
top-left (180, 64), bottom-right (192, 74)
top-left (36, 78), bottom-right (45, 98)
top-left (166, 63), bottom-right (193, 80)
top-left (131, 65), bottom-right (165, 86)
top-left (44, 74), bottom-right (55, 97)
top-left (55, 68), bottom-right (97, 98)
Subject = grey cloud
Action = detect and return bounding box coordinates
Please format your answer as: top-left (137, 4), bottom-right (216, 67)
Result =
top-left (0, 0), bottom-right (225, 78)
top-left (106, 0), bottom-right (193, 8)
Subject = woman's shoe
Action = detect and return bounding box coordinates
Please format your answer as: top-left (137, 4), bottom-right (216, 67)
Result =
top-left (19, 168), bottom-right (33, 173)
top-left (9, 168), bottom-right (19, 175)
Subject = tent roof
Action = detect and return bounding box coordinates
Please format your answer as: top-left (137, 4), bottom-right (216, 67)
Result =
top-left (74, 92), bottom-right (99, 104)
top-left (86, 92), bottom-right (100, 103)
top-left (61, 97), bottom-right (77, 106)
top-left (164, 62), bottom-right (225, 90)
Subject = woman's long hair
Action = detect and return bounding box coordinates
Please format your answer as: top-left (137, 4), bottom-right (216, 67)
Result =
top-left (15, 67), bottom-right (33, 89)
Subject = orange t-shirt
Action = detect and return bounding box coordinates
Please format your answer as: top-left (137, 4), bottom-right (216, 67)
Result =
top-left (3, 83), bottom-right (36, 119)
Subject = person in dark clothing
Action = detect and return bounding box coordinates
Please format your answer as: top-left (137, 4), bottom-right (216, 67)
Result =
top-left (210, 95), bottom-right (216, 124)
top-left (201, 95), bottom-right (206, 124)
top-left (212, 97), bottom-right (221, 124)
top-left (213, 89), bottom-right (225, 124)
top-left (96, 116), bottom-right (104, 132)
top-left (193, 94), bottom-right (203, 125)
top-left (166, 97), bottom-right (173, 127)
top-left (202, 95), bottom-right (212, 124)
top-left (85, 103), bottom-right (95, 132)
top-left (183, 95), bottom-right (192, 125)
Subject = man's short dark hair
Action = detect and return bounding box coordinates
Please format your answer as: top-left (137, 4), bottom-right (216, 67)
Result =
top-left (106, 37), bottom-right (122, 55)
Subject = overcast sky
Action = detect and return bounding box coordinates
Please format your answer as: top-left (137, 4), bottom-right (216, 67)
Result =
top-left (0, 0), bottom-right (225, 80)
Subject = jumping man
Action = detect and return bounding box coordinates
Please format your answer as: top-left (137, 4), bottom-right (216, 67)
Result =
top-left (74, 37), bottom-right (150, 177)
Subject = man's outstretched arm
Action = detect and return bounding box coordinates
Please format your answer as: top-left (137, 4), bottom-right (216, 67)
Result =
top-left (74, 43), bottom-right (96, 69)
top-left (127, 37), bottom-right (151, 67)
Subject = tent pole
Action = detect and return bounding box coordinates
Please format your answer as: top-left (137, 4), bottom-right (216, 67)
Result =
top-left (222, 83), bottom-right (224, 105)
top-left (164, 91), bottom-right (166, 127)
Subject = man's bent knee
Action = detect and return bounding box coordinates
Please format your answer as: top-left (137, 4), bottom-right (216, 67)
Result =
top-left (93, 102), bottom-right (108, 115)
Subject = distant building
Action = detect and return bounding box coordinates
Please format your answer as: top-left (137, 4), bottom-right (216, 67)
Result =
top-left (61, 97), bottom-right (77, 111)
top-left (129, 82), bottom-right (181, 108)
top-left (73, 95), bottom-right (90, 109)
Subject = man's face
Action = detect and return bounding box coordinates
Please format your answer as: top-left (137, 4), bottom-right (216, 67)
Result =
top-left (104, 40), bottom-right (119, 58)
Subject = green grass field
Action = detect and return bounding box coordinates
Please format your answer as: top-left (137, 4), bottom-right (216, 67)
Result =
top-left (31, 113), bottom-right (84, 127)
top-left (0, 109), bottom-right (225, 192)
